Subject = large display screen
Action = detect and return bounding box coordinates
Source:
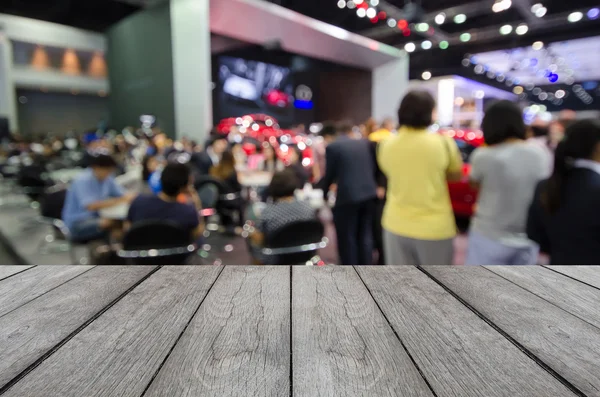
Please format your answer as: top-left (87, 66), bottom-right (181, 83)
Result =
top-left (216, 56), bottom-right (297, 125)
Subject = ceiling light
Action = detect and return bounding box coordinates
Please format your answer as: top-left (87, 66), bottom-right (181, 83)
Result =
top-left (404, 42), bottom-right (416, 52)
top-left (454, 14), bottom-right (467, 24)
top-left (568, 12), bottom-right (583, 22)
top-left (588, 8), bottom-right (600, 20)
top-left (421, 40), bottom-right (432, 50)
top-left (337, 0), bottom-right (346, 8)
top-left (439, 40), bottom-right (449, 49)
top-left (387, 18), bottom-right (397, 28)
top-left (459, 33), bottom-right (471, 42)
top-left (555, 90), bottom-right (566, 99)
top-left (474, 90), bottom-right (485, 99)
top-left (435, 13), bottom-right (446, 24)
top-left (513, 86), bottom-right (524, 94)
top-left (462, 58), bottom-right (471, 67)
top-left (539, 92), bottom-right (548, 100)
top-left (347, 1), bottom-right (356, 9)
top-left (354, 0), bottom-right (364, 4)
top-left (493, 0), bottom-right (511, 12)
top-left (534, 6), bottom-right (547, 17)
top-left (422, 71), bottom-right (432, 80)
top-left (474, 65), bottom-right (484, 74)
top-left (500, 25), bottom-right (513, 35)
top-left (531, 3), bottom-right (542, 12)
top-left (366, 8), bottom-right (377, 18)
top-left (416, 23), bottom-right (429, 32)
top-left (515, 24), bottom-right (528, 35)
top-left (371, 0), bottom-right (379, 5)
top-left (497, 74), bottom-right (506, 82)
top-left (532, 41), bottom-right (544, 50)
top-left (357, 8), bottom-right (366, 17)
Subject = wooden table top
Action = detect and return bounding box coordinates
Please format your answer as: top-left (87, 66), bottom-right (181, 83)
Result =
top-left (0, 265), bottom-right (598, 397)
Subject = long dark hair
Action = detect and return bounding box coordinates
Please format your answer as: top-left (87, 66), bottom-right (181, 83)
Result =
top-left (210, 150), bottom-right (236, 180)
top-left (542, 119), bottom-right (600, 213)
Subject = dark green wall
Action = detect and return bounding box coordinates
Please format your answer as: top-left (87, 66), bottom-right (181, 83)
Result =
top-left (106, 4), bottom-right (175, 136)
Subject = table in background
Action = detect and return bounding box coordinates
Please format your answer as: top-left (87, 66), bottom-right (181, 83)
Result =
top-left (1, 265), bottom-right (598, 397)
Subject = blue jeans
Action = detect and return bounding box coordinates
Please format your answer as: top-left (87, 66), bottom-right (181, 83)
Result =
top-left (70, 217), bottom-right (108, 242)
top-left (465, 230), bottom-right (539, 265)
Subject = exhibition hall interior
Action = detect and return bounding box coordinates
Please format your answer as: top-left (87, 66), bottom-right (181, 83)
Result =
top-left (0, 1), bottom-right (600, 396)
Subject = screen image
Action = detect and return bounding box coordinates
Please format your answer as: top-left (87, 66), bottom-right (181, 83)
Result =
top-left (217, 56), bottom-right (295, 124)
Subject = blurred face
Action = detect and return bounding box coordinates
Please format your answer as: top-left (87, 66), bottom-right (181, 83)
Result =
top-left (92, 166), bottom-right (115, 181)
top-left (213, 139), bottom-right (228, 154)
top-left (289, 149), bottom-right (300, 164)
top-left (148, 157), bottom-right (159, 173)
top-left (264, 145), bottom-right (274, 160)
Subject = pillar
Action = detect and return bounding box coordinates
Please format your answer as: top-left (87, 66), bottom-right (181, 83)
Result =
top-left (0, 34), bottom-right (17, 133)
top-left (170, 0), bottom-right (213, 142)
top-left (371, 56), bottom-right (409, 124)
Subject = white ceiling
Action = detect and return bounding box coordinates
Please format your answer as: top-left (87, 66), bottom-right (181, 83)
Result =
top-left (472, 36), bottom-right (600, 86)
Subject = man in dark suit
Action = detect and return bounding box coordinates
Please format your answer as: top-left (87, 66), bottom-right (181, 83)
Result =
top-left (191, 136), bottom-right (228, 175)
top-left (318, 124), bottom-right (378, 265)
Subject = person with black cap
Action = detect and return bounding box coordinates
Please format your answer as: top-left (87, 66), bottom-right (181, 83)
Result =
top-left (62, 152), bottom-right (136, 242)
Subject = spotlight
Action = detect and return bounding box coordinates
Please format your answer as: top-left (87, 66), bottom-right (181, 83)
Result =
top-left (416, 23), bottom-right (429, 32)
top-left (568, 12), bottom-right (583, 22)
top-left (421, 40), bottom-right (432, 50)
top-left (531, 3), bottom-right (542, 12)
top-left (462, 58), bottom-right (471, 67)
top-left (404, 42), bottom-right (416, 52)
top-left (500, 25), bottom-right (513, 35)
top-left (532, 41), bottom-right (544, 50)
top-left (515, 24), bottom-right (528, 35)
top-left (435, 13), bottom-right (446, 24)
top-left (357, 8), bottom-right (366, 17)
top-left (387, 19), bottom-right (397, 27)
top-left (588, 8), bottom-right (600, 19)
top-left (534, 6), bottom-right (547, 17)
top-left (496, 74), bottom-right (505, 82)
top-left (347, 1), bottom-right (356, 8)
top-left (454, 14), bottom-right (467, 24)
top-left (337, 0), bottom-right (346, 8)
top-left (366, 8), bottom-right (377, 18)
top-left (439, 41), bottom-right (449, 49)
top-left (422, 71), bottom-right (432, 80)
top-left (513, 86), bottom-right (524, 94)
top-left (460, 33), bottom-right (471, 42)
top-left (474, 65), bottom-right (484, 74)
top-left (539, 92), bottom-right (548, 100)
top-left (371, 0), bottom-right (379, 5)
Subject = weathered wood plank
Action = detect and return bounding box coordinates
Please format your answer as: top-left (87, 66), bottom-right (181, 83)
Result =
top-left (546, 266), bottom-right (600, 290)
top-left (0, 265), bottom-right (93, 317)
top-left (2, 266), bottom-right (222, 397)
top-left (144, 266), bottom-right (290, 397)
top-left (292, 266), bottom-right (434, 397)
top-left (0, 265), bottom-right (156, 391)
top-left (357, 266), bottom-right (578, 397)
top-left (0, 265), bottom-right (35, 281)
top-left (425, 266), bottom-right (600, 397)
top-left (486, 266), bottom-right (600, 329)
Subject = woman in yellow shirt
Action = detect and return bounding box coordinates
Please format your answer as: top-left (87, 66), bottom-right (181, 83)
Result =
top-left (377, 90), bottom-right (463, 265)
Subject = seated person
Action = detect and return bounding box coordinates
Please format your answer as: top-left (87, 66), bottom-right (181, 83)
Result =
top-left (209, 150), bottom-right (244, 229)
top-left (287, 146), bottom-right (309, 189)
top-left (62, 153), bottom-right (135, 242)
top-left (248, 169), bottom-right (317, 265)
top-left (126, 162), bottom-right (204, 241)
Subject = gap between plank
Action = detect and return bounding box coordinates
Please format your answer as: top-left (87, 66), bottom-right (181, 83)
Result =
top-left (289, 266), bottom-right (293, 397)
top-left (0, 266), bottom-right (97, 320)
top-left (352, 266), bottom-right (441, 397)
top-left (0, 266), bottom-right (37, 282)
top-left (0, 266), bottom-right (162, 396)
top-left (542, 266), bottom-right (600, 292)
top-left (417, 266), bottom-right (589, 397)
top-left (481, 266), bottom-right (600, 332)
top-left (139, 265), bottom-right (226, 397)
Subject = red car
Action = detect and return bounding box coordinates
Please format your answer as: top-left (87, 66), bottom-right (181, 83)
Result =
top-left (439, 129), bottom-right (485, 218)
top-left (216, 114), bottom-right (314, 169)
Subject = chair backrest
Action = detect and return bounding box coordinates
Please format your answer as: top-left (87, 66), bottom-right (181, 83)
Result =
top-left (40, 188), bottom-right (67, 220)
top-left (18, 164), bottom-right (50, 200)
top-left (196, 176), bottom-right (226, 209)
top-left (121, 220), bottom-right (195, 265)
top-left (263, 219), bottom-right (325, 265)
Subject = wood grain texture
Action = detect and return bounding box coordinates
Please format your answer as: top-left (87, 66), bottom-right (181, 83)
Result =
top-left (0, 265), bottom-right (35, 281)
top-left (486, 266), bottom-right (600, 329)
top-left (546, 266), bottom-right (600, 290)
top-left (0, 265), bottom-right (93, 317)
top-left (292, 266), bottom-right (434, 397)
top-left (144, 266), bottom-right (290, 397)
top-left (357, 266), bottom-right (578, 397)
top-left (426, 266), bottom-right (600, 397)
top-left (2, 266), bottom-right (222, 397)
top-left (0, 265), bottom-right (156, 390)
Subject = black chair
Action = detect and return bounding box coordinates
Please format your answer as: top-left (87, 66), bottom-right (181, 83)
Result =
top-left (118, 220), bottom-right (197, 265)
top-left (256, 219), bottom-right (328, 265)
top-left (17, 163), bottom-right (52, 202)
top-left (196, 176), bottom-right (243, 229)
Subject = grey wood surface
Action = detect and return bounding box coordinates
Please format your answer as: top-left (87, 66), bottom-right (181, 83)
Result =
top-left (425, 266), bottom-right (600, 397)
top-left (546, 266), bottom-right (600, 290)
top-left (292, 266), bottom-right (434, 397)
top-left (0, 265), bottom-right (34, 281)
top-left (486, 266), bottom-right (600, 329)
top-left (0, 265), bottom-right (93, 317)
top-left (2, 266), bottom-right (222, 397)
top-left (0, 265), bottom-right (156, 390)
top-left (357, 266), bottom-right (578, 397)
top-left (144, 266), bottom-right (290, 397)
